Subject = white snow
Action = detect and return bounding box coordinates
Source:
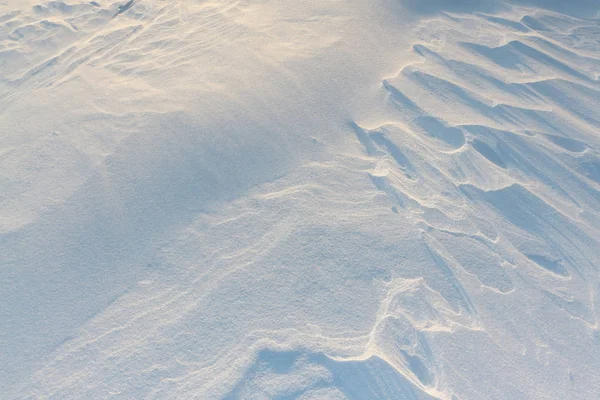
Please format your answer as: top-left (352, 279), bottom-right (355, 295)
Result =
top-left (1, 0), bottom-right (600, 399)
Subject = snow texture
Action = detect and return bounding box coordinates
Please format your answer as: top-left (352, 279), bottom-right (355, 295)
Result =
top-left (1, 0), bottom-right (600, 399)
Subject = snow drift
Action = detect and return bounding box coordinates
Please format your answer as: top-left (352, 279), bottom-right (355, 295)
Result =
top-left (1, 0), bottom-right (600, 398)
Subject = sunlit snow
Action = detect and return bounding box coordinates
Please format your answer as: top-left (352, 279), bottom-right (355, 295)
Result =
top-left (2, 1), bottom-right (600, 399)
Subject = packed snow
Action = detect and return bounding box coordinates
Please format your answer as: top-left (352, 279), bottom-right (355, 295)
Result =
top-left (1, 0), bottom-right (600, 399)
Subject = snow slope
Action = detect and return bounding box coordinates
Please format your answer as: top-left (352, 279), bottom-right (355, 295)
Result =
top-left (1, 0), bottom-right (600, 399)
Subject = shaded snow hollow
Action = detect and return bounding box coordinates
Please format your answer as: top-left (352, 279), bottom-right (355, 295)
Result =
top-left (1, 0), bottom-right (600, 399)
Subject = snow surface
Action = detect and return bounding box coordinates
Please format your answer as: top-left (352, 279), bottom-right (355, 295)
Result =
top-left (1, 0), bottom-right (600, 398)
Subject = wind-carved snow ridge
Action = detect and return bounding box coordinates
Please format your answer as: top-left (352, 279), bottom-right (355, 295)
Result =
top-left (2, 1), bottom-right (600, 399)
top-left (0, 0), bottom-right (239, 113)
top-left (356, 275), bottom-right (481, 398)
top-left (349, 7), bottom-right (600, 399)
